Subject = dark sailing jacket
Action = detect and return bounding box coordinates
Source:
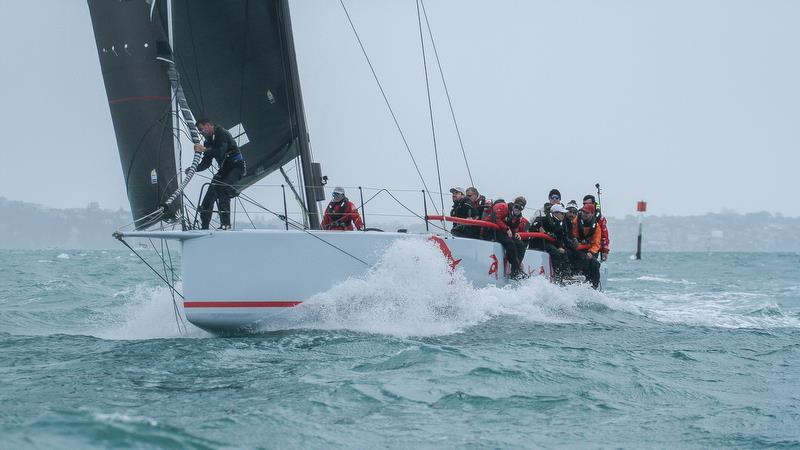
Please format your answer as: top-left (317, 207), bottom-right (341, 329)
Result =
top-left (322, 198), bottom-right (364, 231)
top-left (542, 214), bottom-right (570, 248)
top-left (450, 198), bottom-right (477, 219)
top-left (197, 125), bottom-right (244, 173)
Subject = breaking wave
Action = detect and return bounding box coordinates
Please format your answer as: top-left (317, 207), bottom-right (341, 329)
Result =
top-left (92, 283), bottom-right (209, 340)
top-left (283, 239), bottom-right (635, 338)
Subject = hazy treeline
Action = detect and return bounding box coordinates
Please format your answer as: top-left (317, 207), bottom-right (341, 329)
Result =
top-left (1, 197), bottom-right (798, 252)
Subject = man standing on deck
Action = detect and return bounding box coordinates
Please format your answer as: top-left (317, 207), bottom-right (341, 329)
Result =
top-left (322, 187), bottom-right (364, 231)
top-left (193, 118), bottom-right (246, 230)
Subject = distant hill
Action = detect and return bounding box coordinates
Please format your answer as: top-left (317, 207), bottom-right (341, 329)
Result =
top-left (0, 198), bottom-right (131, 249)
top-left (1, 197), bottom-right (798, 251)
top-left (606, 213), bottom-right (800, 253)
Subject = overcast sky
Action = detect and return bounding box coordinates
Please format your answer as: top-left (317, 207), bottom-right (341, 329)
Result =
top-left (1, 0), bottom-right (798, 219)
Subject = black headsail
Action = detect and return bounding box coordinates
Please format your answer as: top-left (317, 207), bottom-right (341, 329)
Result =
top-left (171, 0), bottom-right (322, 228)
top-left (88, 0), bottom-right (179, 229)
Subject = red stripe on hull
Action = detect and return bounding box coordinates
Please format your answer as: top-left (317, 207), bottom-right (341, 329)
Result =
top-left (184, 301), bottom-right (302, 308)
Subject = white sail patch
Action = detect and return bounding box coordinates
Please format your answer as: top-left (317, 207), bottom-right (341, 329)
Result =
top-left (228, 123), bottom-right (250, 147)
top-left (150, 169), bottom-right (157, 184)
top-left (267, 90), bottom-right (276, 104)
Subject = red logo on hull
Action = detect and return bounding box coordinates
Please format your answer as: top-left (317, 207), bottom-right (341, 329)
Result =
top-left (428, 236), bottom-right (462, 270)
top-left (489, 254), bottom-right (499, 279)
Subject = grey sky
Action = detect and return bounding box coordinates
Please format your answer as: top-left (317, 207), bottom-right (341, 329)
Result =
top-left (1, 0), bottom-right (798, 219)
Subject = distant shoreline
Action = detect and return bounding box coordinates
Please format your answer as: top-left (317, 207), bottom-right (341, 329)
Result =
top-left (3, 197), bottom-right (799, 251)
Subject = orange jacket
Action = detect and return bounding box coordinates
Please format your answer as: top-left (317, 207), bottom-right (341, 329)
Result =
top-left (322, 199), bottom-right (363, 230)
top-left (572, 216), bottom-right (601, 254)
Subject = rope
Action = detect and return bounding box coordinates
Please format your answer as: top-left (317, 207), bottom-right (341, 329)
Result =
top-left (113, 233), bottom-right (185, 300)
top-left (416, 0), bottom-right (446, 220)
top-left (338, 0), bottom-right (440, 216)
top-left (150, 237), bottom-right (187, 333)
top-left (229, 188), bottom-right (372, 267)
top-left (420, 0), bottom-right (474, 187)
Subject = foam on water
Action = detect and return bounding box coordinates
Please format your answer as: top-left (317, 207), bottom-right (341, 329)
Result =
top-left (284, 239), bottom-right (636, 338)
top-left (637, 275), bottom-right (695, 285)
top-left (93, 283), bottom-right (209, 340)
top-left (630, 292), bottom-right (800, 329)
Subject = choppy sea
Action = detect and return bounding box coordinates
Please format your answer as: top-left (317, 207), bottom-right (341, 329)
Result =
top-left (1, 245), bottom-right (798, 449)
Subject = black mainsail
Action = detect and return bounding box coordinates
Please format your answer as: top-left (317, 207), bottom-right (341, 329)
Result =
top-left (88, 0), bottom-right (179, 229)
top-left (171, 0), bottom-right (321, 227)
top-left (89, 0), bottom-right (322, 229)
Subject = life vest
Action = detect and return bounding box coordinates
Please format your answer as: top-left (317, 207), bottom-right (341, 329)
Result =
top-left (575, 216), bottom-right (597, 243)
top-left (472, 195), bottom-right (492, 220)
top-left (505, 204), bottom-right (526, 232)
top-left (325, 199), bottom-right (355, 229)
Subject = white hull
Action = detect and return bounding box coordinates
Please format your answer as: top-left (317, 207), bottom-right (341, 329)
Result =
top-left (123, 230), bottom-right (553, 332)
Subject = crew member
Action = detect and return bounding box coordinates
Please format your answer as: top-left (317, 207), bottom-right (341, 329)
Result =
top-left (489, 200), bottom-right (525, 280)
top-left (583, 195), bottom-right (610, 261)
top-left (548, 189), bottom-right (563, 207)
top-left (571, 204), bottom-right (602, 289)
top-left (541, 204), bottom-right (572, 282)
top-left (194, 118), bottom-right (246, 230)
top-left (565, 200), bottom-right (579, 238)
top-left (528, 202), bottom-right (552, 250)
top-left (466, 186), bottom-right (490, 219)
top-left (322, 187), bottom-right (364, 231)
top-left (507, 197), bottom-right (529, 266)
top-left (449, 186), bottom-right (477, 238)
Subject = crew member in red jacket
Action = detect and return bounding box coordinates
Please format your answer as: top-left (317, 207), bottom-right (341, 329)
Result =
top-left (322, 187), bottom-right (364, 231)
top-left (583, 195), bottom-right (610, 261)
top-left (571, 204), bottom-right (602, 288)
top-left (490, 199), bottom-right (526, 280)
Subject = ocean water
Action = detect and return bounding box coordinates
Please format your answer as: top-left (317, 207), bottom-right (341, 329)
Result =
top-left (1, 245), bottom-right (798, 449)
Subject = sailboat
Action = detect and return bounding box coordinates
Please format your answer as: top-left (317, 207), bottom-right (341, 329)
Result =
top-left (87, 0), bottom-right (567, 333)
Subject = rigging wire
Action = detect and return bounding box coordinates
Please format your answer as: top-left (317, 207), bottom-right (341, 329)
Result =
top-left (338, 0), bottom-right (440, 216)
top-left (150, 237), bottom-right (187, 333)
top-left (416, 0), bottom-right (446, 221)
top-left (186, 174), bottom-right (369, 266)
top-left (420, 0), bottom-right (474, 187)
top-left (114, 233), bottom-right (185, 300)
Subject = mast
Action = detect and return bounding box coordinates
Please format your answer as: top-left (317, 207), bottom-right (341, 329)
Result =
top-left (279, 0), bottom-right (321, 229)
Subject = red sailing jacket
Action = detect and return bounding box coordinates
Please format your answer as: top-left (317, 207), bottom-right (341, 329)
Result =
top-left (598, 216), bottom-right (610, 254)
top-left (322, 199), bottom-right (364, 231)
top-left (506, 211), bottom-right (528, 233)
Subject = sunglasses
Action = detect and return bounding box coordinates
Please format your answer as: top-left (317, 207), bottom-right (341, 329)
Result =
top-left (332, 192), bottom-right (343, 198)
top-left (550, 195), bottom-right (560, 201)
